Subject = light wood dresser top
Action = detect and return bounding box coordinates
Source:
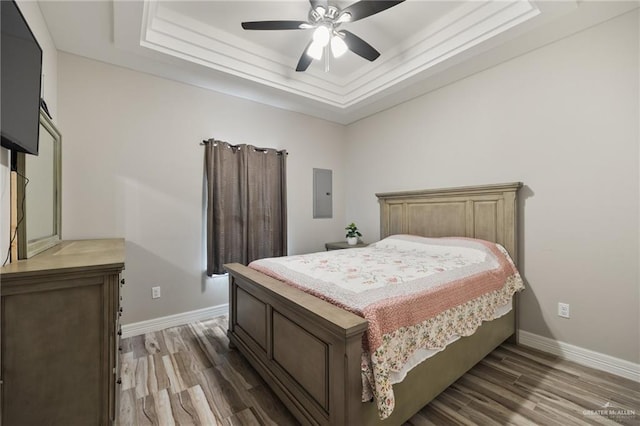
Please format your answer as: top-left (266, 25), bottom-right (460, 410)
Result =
top-left (0, 238), bottom-right (125, 279)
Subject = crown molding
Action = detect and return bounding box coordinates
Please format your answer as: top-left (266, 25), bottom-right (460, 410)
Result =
top-left (138, 0), bottom-right (542, 109)
top-left (96, 0), bottom-right (637, 124)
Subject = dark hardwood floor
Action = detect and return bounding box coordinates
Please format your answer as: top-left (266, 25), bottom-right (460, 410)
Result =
top-left (118, 316), bottom-right (639, 425)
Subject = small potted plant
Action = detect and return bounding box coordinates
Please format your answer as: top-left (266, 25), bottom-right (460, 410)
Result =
top-left (345, 222), bottom-right (362, 245)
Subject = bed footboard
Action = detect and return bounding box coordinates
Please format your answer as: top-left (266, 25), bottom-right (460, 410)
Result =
top-left (225, 263), bottom-right (516, 426)
top-left (225, 263), bottom-right (368, 426)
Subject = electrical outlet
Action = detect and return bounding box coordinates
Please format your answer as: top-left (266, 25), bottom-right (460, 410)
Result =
top-left (558, 302), bottom-right (570, 318)
top-left (152, 286), bottom-right (161, 299)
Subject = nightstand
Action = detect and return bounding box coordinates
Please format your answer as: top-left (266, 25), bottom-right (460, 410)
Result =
top-left (325, 241), bottom-right (369, 251)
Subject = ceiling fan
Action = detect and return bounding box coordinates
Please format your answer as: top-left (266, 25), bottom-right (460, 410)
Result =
top-left (241, 0), bottom-right (406, 72)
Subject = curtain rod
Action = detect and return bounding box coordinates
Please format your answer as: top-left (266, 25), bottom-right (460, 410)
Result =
top-left (200, 139), bottom-right (287, 155)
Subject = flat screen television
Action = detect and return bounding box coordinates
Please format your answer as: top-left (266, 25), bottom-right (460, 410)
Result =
top-left (1, 0), bottom-right (43, 156)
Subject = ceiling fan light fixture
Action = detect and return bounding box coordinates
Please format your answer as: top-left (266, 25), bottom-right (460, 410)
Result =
top-left (331, 35), bottom-right (348, 58)
top-left (307, 41), bottom-right (324, 60)
top-left (336, 12), bottom-right (352, 24)
top-left (312, 25), bottom-right (331, 47)
top-left (240, 0), bottom-right (407, 72)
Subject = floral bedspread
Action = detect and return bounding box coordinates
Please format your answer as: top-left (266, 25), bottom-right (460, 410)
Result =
top-left (249, 234), bottom-right (524, 419)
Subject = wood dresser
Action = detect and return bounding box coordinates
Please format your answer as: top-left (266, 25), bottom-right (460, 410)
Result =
top-left (0, 239), bottom-right (125, 425)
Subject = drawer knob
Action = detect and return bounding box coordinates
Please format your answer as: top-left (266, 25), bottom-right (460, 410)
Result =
top-left (116, 378), bottom-right (122, 385)
top-left (120, 278), bottom-right (125, 285)
top-left (117, 329), bottom-right (122, 336)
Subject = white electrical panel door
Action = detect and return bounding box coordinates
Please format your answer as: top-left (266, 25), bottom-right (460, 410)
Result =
top-left (313, 168), bottom-right (332, 219)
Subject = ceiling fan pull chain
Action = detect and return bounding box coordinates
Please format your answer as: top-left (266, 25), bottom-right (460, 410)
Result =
top-left (324, 45), bottom-right (330, 73)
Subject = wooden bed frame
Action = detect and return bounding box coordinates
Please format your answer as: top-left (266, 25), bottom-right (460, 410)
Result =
top-left (225, 182), bottom-right (522, 425)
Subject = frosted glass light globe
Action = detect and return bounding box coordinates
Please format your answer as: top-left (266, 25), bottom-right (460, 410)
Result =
top-left (312, 25), bottom-right (331, 47)
top-left (331, 35), bottom-right (348, 58)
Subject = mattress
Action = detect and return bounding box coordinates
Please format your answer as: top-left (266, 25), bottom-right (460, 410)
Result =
top-left (249, 234), bottom-right (524, 419)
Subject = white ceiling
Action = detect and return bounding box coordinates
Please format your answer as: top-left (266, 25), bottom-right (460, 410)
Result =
top-left (39, 0), bottom-right (638, 124)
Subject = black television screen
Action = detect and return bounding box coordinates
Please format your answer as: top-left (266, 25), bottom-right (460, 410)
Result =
top-left (1, 0), bottom-right (43, 156)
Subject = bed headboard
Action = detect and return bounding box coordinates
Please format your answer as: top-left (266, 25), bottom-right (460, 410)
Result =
top-left (377, 182), bottom-right (522, 263)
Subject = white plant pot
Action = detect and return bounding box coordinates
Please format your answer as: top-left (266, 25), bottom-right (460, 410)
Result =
top-left (347, 237), bottom-right (358, 245)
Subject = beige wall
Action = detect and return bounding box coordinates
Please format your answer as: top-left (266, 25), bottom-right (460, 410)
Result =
top-left (58, 53), bottom-right (347, 324)
top-left (345, 10), bottom-right (639, 363)
top-left (1, 1), bottom-right (58, 262)
top-left (8, 3), bottom-right (638, 367)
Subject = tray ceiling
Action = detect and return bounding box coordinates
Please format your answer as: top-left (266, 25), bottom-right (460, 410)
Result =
top-left (39, 0), bottom-right (638, 124)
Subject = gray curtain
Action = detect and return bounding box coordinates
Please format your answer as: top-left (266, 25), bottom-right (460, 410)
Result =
top-left (205, 139), bottom-right (287, 275)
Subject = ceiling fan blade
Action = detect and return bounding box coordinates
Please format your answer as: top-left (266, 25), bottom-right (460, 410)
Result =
top-left (341, 30), bottom-right (380, 61)
top-left (340, 0), bottom-right (405, 22)
top-left (241, 20), bottom-right (308, 30)
top-left (296, 41), bottom-right (314, 72)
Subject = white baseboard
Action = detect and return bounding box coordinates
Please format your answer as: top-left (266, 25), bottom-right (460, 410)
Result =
top-left (519, 330), bottom-right (640, 382)
top-left (121, 304), bottom-right (229, 339)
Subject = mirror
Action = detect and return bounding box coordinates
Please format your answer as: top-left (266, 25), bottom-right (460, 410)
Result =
top-left (16, 109), bottom-right (62, 258)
